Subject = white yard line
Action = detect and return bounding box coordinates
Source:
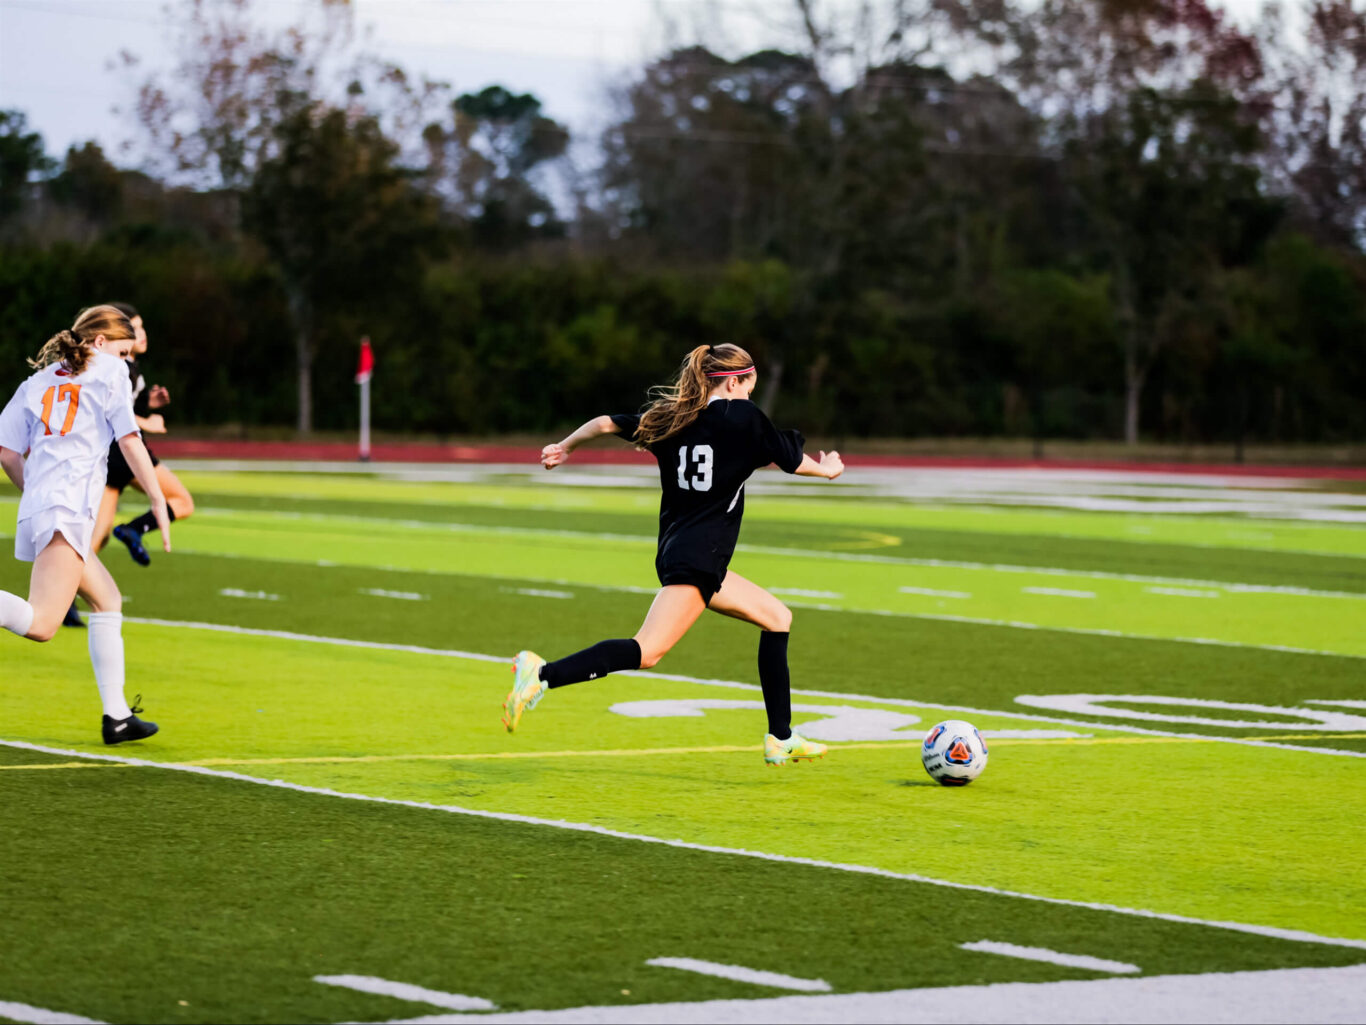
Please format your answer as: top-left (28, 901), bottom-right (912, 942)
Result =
top-left (645, 958), bottom-right (831, 993)
top-left (218, 588), bottom-right (281, 601)
top-left (500, 587), bottom-right (575, 600)
top-left (774, 601), bottom-right (1366, 662)
top-left (120, 540), bottom-right (1366, 659)
top-left (374, 964), bottom-right (1366, 1024)
top-left (314, 975), bottom-right (495, 1011)
top-left (1022, 587), bottom-right (1098, 599)
top-left (360, 589), bottom-right (429, 601)
top-left (158, 504), bottom-right (1366, 600)
top-left (1146, 587), bottom-right (1221, 598)
top-left (148, 542), bottom-right (1366, 660)
top-left (118, 617), bottom-right (1366, 757)
top-left (3, 736), bottom-right (1366, 955)
top-left (899, 586), bottom-right (972, 599)
top-left (960, 940), bottom-right (1140, 974)
top-left (741, 546), bottom-right (1366, 600)
top-left (0, 1001), bottom-right (104, 1025)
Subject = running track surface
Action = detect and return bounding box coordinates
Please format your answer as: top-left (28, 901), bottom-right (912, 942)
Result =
top-left (149, 439), bottom-right (1366, 479)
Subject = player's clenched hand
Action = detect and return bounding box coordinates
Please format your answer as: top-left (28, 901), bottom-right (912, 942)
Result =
top-left (141, 413), bottom-right (167, 434)
top-left (818, 450), bottom-right (844, 480)
top-left (149, 385), bottom-right (171, 410)
top-left (541, 442), bottom-right (569, 470)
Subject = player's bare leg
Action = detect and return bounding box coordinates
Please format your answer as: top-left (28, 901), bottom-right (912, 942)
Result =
top-left (18, 534), bottom-right (85, 641)
top-left (506, 585), bottom-right (706, 732)
top-left (113, 465), bottom-right (192, 567)
top-left (709, 571), bottom-right (825, 765)
top-left (67, 486), bottom-right (122, 626)
top-left (92, 486), bottom-right (121, 552)
top-left (153, 465), bottom-right (194, 521)
top-left (632, 584), bottom-right (707, 667)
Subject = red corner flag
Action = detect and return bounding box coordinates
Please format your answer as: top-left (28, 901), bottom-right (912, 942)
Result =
top-left (355, 337), bottom-right (374, 384)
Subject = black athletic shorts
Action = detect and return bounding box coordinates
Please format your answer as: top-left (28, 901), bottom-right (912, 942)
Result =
top-left (656, 563), bottom-right (723, 606)
top-left (106, 441), bottom-right (160, 492)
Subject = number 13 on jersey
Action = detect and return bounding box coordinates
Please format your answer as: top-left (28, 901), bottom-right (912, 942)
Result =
top-left (676, 444), bottom-right (713, 491)
top-left (40, 384), bottom-right (82, 437)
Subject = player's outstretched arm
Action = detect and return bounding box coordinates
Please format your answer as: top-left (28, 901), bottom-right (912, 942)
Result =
top-left (541, 415), bottom-right (621, 470)
top-left (0, 447), bottom-right (24, 491)
top-left (117, 433), bottom-right (172, 552)
top-left (794, 450), bottom-right (844, 480)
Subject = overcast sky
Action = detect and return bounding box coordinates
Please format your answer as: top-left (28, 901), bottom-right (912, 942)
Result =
top-left (0, 0), bottom-right (1272, 167)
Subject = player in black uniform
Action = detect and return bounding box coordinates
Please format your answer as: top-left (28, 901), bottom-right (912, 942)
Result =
top-left (95, 303), bottom-right (195, 565)
top-left (503, 343), bottom-right (845, 765)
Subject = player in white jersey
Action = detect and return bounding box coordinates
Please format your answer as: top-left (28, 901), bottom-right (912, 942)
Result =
top-left (0, 305), bottom-right (171, 744)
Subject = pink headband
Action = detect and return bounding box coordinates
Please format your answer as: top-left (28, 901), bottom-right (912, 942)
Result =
top-left (707, 366), bottom-right (755, 378)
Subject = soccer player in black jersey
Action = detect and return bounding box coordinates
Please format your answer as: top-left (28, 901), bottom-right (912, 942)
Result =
top-left (504, 343), bottom-right (844, 766)
top-left (94, 303), bottom-right (195, 566)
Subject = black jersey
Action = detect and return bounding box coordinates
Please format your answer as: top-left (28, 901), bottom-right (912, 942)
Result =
top-left (126, 357), bottom-right (149, 417)
top-left (611, 399), bottom-right (805, 599)
top-left (105, 357), bottom-right (156, 490)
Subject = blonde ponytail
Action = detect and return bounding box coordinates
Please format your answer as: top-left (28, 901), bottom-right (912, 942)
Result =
top-left (28, 304), bottom-right (134, 376)
top-left (635, 343), bottom-right (755, 446)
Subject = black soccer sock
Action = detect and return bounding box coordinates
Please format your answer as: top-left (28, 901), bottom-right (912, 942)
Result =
top-left (758, 630), bottom-right (792, 740)
top-left (539, 638), bottom-right (642, 689)
top-left (126, 505), bottom-right (177, 536)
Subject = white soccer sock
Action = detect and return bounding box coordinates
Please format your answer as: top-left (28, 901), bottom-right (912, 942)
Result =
top-left (0, 590), bottom-right (35, 637)
top-left (87, 612), bottom-right (132, 720)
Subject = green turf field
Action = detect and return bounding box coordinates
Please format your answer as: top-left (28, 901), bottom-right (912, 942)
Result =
top-left (1, 466), bottom-right (1364, 1023)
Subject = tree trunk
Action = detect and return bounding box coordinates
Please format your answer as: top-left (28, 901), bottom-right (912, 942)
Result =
top-left (1113, 258), bottom-right (1143, 446)
top-left (1234, 384), bottom-right (1248, 464)
top-left (758, 357), bottom-right (785, 417)
top-left (1124, 354), bottom-right (1144, 446)
top-left (288, 287), bottom-right (315, 435)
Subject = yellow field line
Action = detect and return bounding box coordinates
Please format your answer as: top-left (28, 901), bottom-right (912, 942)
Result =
top-left (0, 761), bottom-right (138, 771)
top-left (2, 732), bottom-right (1362, 771)
top-left (184, 745), bottom-right (760, 765)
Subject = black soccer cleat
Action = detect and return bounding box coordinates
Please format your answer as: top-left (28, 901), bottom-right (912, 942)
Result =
top-left (102, 710), bottom-right (158, 746)
top-left (112, 524), bottom-right (151, 566)
top-left (62, 602), bottom-right (85, 628)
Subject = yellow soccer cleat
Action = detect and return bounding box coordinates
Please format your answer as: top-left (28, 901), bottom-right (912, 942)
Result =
top-left (763, 732), bottom-right (828, 766)
top-left (503, 650), bottom-right (548, 732)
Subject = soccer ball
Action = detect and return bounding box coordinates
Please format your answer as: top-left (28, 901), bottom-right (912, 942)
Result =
top-left (921, 719), bottom-right (989, 786)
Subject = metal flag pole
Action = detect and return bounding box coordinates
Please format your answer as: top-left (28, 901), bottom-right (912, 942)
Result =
top-left (356, 336), bottom-right (374, 463)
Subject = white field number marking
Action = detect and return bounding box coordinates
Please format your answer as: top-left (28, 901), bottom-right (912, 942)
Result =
top-left (1015, 694), bottom-right (1366, 732)
top-left (0, 1000), bottom-right (104, 1024)
top-left (960, 940), bottom-right (1140, 974)
top-left (360, 588), bottom-right (428, 601)
top-left (313, 975), bottom-right (496, 1011)
top-left (609, 698), bottom-right (1090, 744)
top-left (645, 957), bottom-right (831, 992)
top-left (218, 588), bottom-right (280, 601)
top-left (103, 617), bottom-right (1366, 757)
top-left (611, 698), bottom-right (921, 742)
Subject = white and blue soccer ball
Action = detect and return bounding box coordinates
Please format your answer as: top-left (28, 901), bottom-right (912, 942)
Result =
top-left (921, 719), bottom-right (989, 786)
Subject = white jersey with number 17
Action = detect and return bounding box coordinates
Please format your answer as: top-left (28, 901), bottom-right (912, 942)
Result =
top-left (0, 351), bottom-right (140, 523)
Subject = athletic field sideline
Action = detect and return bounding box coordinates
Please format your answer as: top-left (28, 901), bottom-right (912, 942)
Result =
top-left (2, 464), bottom-right (1363, 1023)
